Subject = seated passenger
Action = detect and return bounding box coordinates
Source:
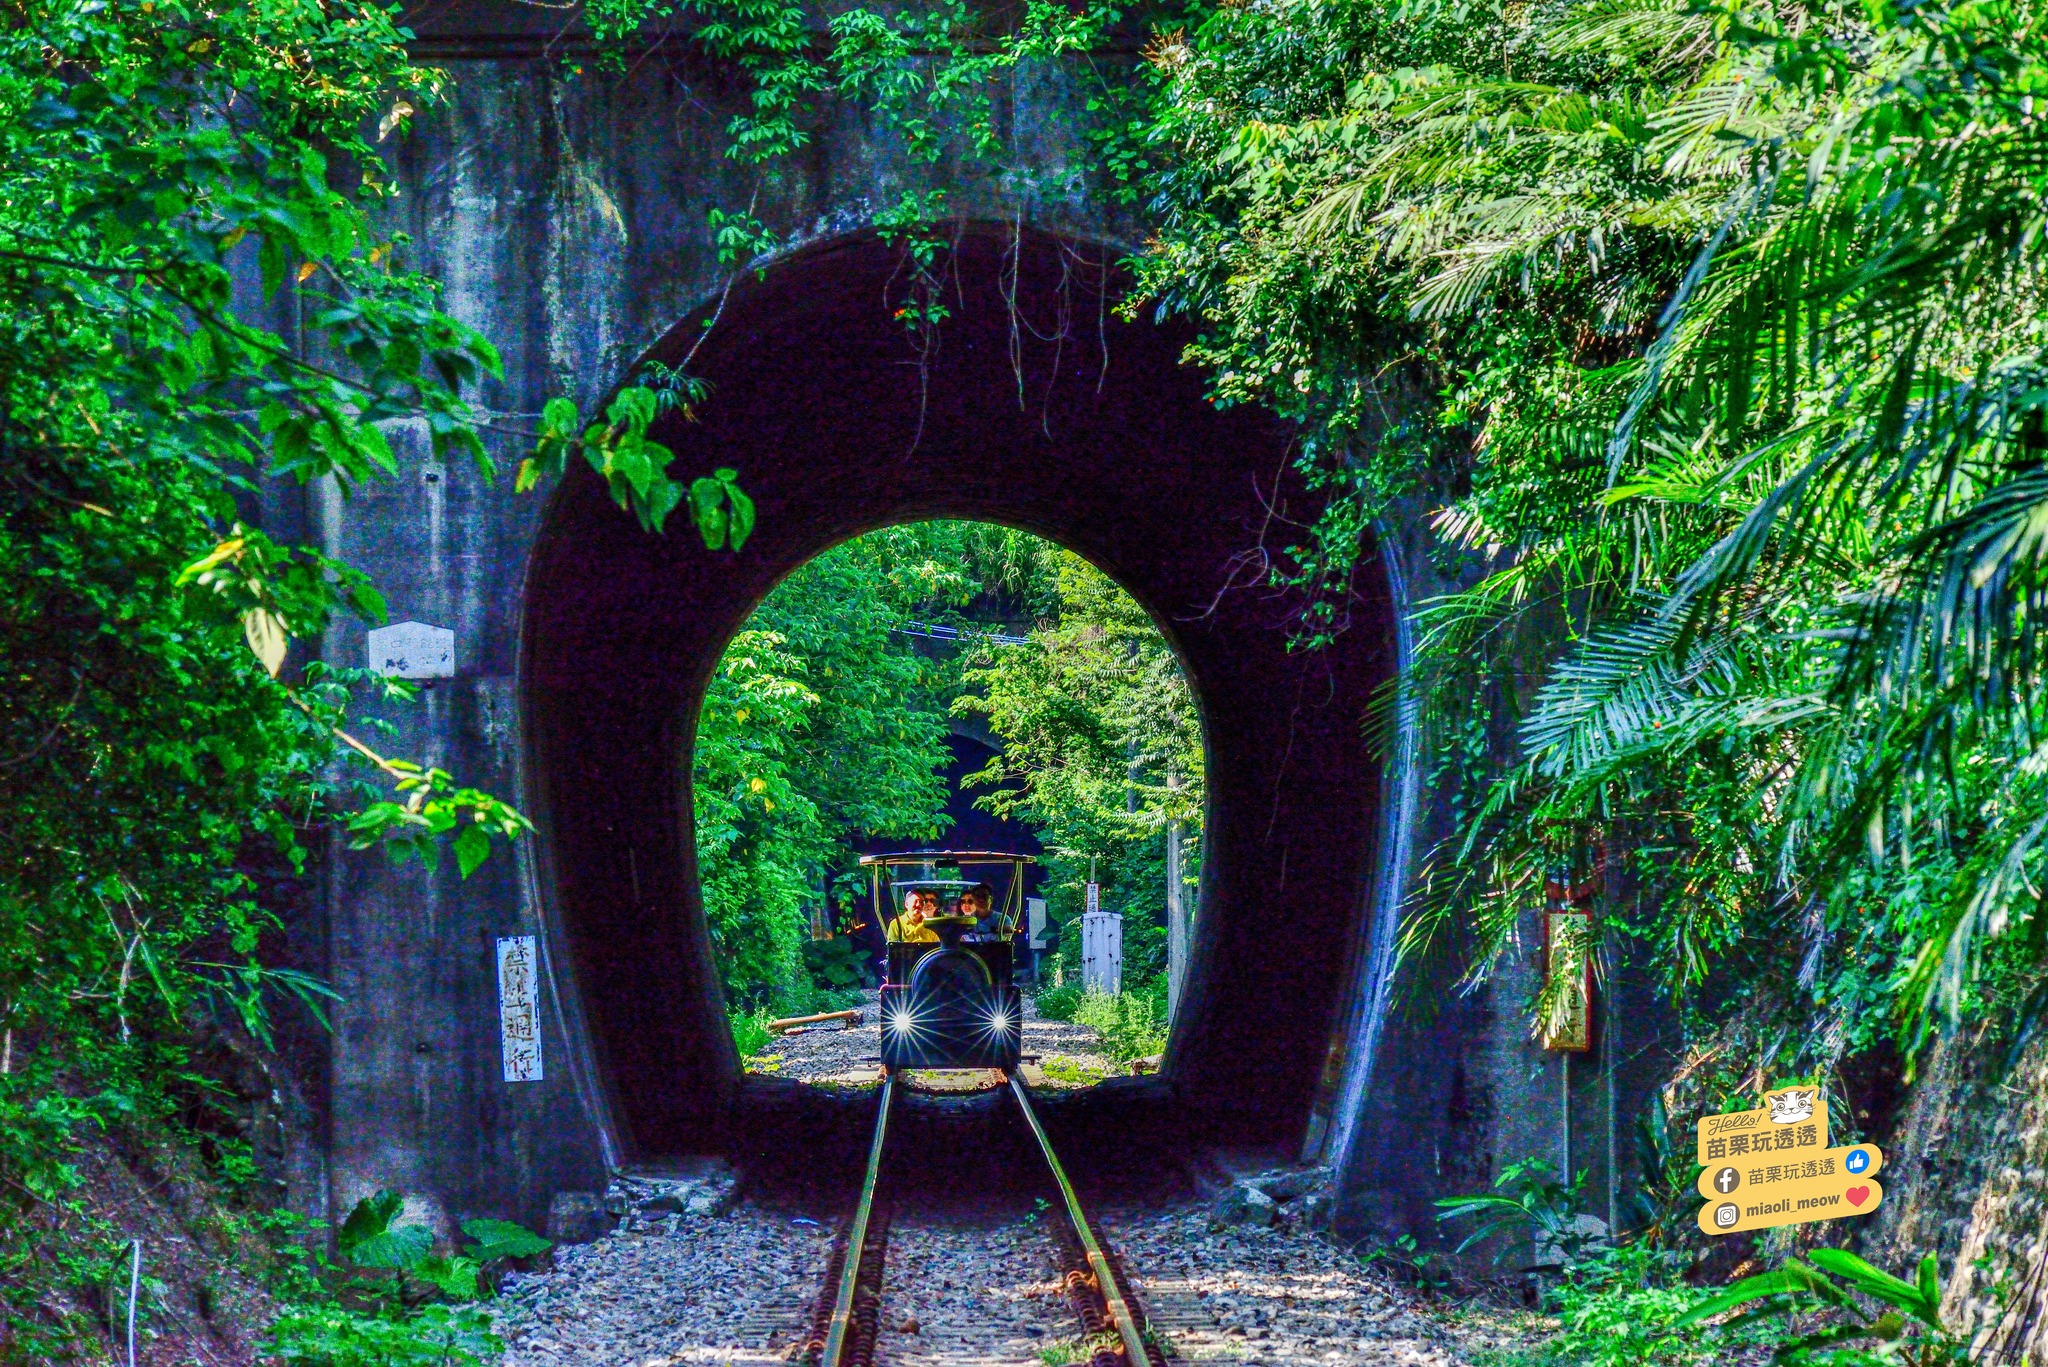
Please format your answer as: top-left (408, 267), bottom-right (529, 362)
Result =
top-left (958, 883), bottom-right (998, 935)
top-left (886, 888), bottom-right (942, 944)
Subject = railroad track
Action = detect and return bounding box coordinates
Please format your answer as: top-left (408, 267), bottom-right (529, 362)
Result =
top-left (792, 1074), bottom-right (1170, 1367)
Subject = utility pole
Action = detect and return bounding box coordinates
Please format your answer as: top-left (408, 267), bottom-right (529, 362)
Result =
top-left (1166, 771), bottom-right (1187, 1021)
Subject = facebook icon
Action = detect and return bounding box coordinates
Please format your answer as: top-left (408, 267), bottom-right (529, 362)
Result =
top-left (1846, 1148), bottom-right (1871, 1175)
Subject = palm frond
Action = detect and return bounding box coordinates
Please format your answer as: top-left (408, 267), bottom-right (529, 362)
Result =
top-left (1521, 607), bottom-right (1742, 776)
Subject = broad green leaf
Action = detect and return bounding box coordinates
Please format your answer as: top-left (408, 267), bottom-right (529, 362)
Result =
top-left (724, 478), bottom-right (755, 551)
top-left (354, 422), bottom-right (396, 475)
top-left (540, 397), bottom-right (578, 437)
top-left (1807, 1248), bottom-right (1935, 1321)
top-left (461, 1217), bottom-right (552, 1261)
top-left (691, 475), bottom-right (731, 549)
top-left (348, 582), bottom-right (389, 626)
top-left (344, 1219), bottom-right (432, 1270)
top-left (1670, 1270), bottom-right (1811, 1329)
top-left (412, 1254), bottom-right (481, 1300)
top-left (178, 538), bottom-right (245, 584)
top-left (453, 824), bottom-right (491, 879)
top-left (607, 386), bottom-right (658, 432)
top-left (340, 1192), bottom-right (403, 1250)
top-left (641, 477), bottom-right (682, 532)
top-left (259, 231), bottom-right (286, 298)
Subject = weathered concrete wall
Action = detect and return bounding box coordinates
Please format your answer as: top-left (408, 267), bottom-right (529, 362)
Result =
top-left (1327, 516), bottom-right (1683, 1251)
top-left (301, 8), bottom-right (1176, 1236)
top-left (289, 2), bottom-right (1659, 1246)
top-left (1847, 1031), bottom-right (2047, 1359)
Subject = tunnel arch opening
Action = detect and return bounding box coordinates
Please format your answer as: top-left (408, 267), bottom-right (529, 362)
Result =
top-left (521, 222), bottom-right (1396, 1164)
top-left (688, 518), bottom-right (1204, 1081)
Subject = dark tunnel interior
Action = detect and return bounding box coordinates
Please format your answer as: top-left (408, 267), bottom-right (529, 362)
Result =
top-left (519, 223), bottom-right (1395, 1161)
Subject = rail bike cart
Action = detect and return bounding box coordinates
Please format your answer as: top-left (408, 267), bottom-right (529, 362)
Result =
top-left (815, 852), bottom-right (1151, 1367)
top-left (860, 850), bottom-right (1032, 1071)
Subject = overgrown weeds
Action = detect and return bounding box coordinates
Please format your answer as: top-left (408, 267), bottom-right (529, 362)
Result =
top-left (730, 1007), bottom-right (774, 1062)
top-left (1440, 1158), bottom-right (1966, 1367)
top-left (1034, 976), bottom-right (1169, 1063)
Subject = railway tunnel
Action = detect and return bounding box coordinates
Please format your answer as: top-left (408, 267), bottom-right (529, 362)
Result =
top-left (521, 224), bottom-right (1396, 1166)
top-left (304, 3), bottom-right (1660, 1251)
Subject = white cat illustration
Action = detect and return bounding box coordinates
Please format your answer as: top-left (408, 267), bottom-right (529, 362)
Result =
top-left (1767, 1088), bottom-right (1816, 1125)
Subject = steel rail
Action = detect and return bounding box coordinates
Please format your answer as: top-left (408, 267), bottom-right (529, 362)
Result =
top-left (1009, 1075), bottom-right (1151, 1366)
top-left (821, 1072), bottom-right (896, 1367)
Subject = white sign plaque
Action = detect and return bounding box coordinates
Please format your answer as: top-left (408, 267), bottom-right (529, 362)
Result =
top-left (368, 621), bottom-right (454, 679)
top-left (1026, 896), bottom-right (1049, 950)
top-left (1081, 912), bottom-right (1122, 995)
top-left (496, 936), bottom-right (543, 1083)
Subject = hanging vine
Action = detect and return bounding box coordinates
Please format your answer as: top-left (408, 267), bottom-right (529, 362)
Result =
top-left (582, 0), bottom-right (1143, 418)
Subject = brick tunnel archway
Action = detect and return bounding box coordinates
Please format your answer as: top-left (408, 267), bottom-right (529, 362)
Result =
top-left (521, 223), bottom-right (1395, 1162)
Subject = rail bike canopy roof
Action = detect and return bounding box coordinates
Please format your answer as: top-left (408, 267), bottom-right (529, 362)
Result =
top-left (857, 850), bottom-right (1037, 867)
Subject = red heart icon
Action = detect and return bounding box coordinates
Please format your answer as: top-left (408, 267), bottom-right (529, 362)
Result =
top-left (1845, 1186), bottom-right (1870, 1208)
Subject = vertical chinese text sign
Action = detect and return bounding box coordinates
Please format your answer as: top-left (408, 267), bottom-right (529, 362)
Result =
top-left (497, 935), bottom-right (544, 1083)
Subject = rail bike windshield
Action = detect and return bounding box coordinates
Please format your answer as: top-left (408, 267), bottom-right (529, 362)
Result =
top-left (859, 849), bottom-right (1034, 939)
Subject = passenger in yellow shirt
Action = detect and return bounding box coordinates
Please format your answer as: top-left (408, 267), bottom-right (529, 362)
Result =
top-left (885, 888), bottom-right (943, 944)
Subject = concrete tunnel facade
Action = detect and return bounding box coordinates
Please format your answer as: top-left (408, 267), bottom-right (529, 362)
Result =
top-left (523, 224), bottom-right (1393, 1158)
top-left (280, 2), bottom-right (1674, 1250)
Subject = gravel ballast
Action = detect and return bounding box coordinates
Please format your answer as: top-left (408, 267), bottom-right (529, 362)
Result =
top-left (1111, 1205), bottom-right (1501, 1365)
top-left (494, 1194), bottom-right (1503, 1366)
top-left (497, 998), bottom-right (1500, 1364)
top-left (493, 1204), bottom-right (830, 1365)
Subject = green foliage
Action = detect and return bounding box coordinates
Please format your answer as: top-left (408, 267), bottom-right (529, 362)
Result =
top-left (263, 1196), bottom-right (547, 1365)
top-left (586, 0), bottom-right (1134, 348)
top-left (1480, 1244), bottom-right (1754, 1367)
top-left (689, 467), bottom-right (756, 551)
top-left (591, 0), bottom-right (1124, 175)
top-left (0, 4), bottom-right (449, 1307)
top-left (1442, 1163), bottom-right (1961, 1367)
top-left (340, 749), bottom-right (535, 881)
top-left (695, 522), bottom-right (1197, 1024)
top-left (1069, 980), bottom-right (1169, 1063)
top-left (957, 549), bottom-right (1203, 959)
top-left (337, 1194), bottom-right (434, 1273)
top-left (694, 526), bottom-right (978, 1005)
top-left (0, 7), bottom-right (748, 1337)
top-left (803, 935), bottom-right (868, 993)
top-left (271, 1303), bottom-right (502, 1367)
top-left (1033, 982), bottom-right (1083, 1022)
top-left (1465, 1239), bottom-right (1960, 1367)
top-left (1033, 976), bottom-right (1167, 1061)
top-left (693, 522), bottom-right (1070, 1000)
top-left (1139, 0), bottom-right (2048, 1072)
top-left (1436, 1159), bottom-right (1602, 1265)
top-left (333, 1192), bottom-right (548, 1305)
top-left (730, 1008), bottom-right (773, 1061)
top-left (460, 1219), bottom-right (553, 1264)
top-left (525, 391), bottom-right (705, 539)
top-left (1037, 1057), bottom-right (1112, 1087)
top-left (1673, 1249), bottom-right (1965, 1365)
